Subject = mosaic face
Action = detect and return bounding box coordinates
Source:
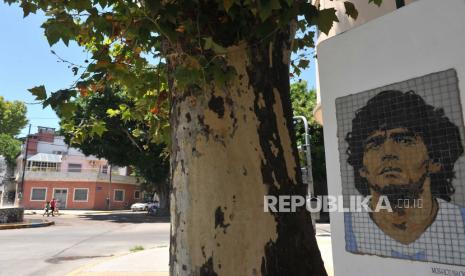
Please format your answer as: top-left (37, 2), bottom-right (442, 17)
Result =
top-left (336, 69), bottom-right (465, 266)
top-left (360, 127), bottom-right (439, 190)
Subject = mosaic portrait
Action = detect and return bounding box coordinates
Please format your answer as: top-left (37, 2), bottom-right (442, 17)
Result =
top-left (336, 69), bottom-right (465, 266)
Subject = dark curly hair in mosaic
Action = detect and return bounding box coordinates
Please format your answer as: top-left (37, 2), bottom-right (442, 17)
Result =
top-left (346, 90), bottom-right (464, 202)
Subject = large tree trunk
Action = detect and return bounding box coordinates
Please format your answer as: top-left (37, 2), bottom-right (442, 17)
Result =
top-left (169, 29), bottom-right (326, 276)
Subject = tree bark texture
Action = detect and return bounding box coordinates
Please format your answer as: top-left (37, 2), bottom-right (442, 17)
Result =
top-left (169, 29), bottom-right (327, 276)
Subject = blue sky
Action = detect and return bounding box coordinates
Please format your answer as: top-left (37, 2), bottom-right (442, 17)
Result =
top-left (0, 2), bottom-right (316, 137)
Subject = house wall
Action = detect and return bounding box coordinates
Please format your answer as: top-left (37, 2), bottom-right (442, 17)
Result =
top-left (36, 137), bottom-right (67, 154)
top-left (61, 154), bottom-right (107, 173)
top-left (317, 0), bottom-right (465, 274)
top-left (22, 180), bottom-right (140, 210)
top-left (92, 182), bottom-right (141, 210)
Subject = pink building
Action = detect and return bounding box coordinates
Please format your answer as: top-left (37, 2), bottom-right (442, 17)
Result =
top-left (16, 127), bottom-right (143, 210)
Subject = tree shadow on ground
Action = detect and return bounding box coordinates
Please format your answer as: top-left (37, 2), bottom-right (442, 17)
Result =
top-left (77, 212), bottom-right (170, 224)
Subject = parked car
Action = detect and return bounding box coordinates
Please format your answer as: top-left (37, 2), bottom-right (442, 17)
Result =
top-left (131, 201), bottom-right (159, 211)
top-left (131, 202), bottom-right (149, 211)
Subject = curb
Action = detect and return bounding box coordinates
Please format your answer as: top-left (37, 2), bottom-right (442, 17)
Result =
top-left (0, 220), bottom-right (55, 230)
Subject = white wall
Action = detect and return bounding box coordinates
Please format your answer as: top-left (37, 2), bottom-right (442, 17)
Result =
top-left (317, 0), bottom-right (465, 275)
top-left (316, 0), bottom-right (398, 44)
top-left (313, 0), bottom-right (418, 124)
top-left (36, 136), bottom-right (67, 154)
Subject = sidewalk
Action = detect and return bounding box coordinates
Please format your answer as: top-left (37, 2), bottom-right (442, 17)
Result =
top-left (68, 224), bottom-right (333, 276)
top-left (25, 209), bottom-right (134, 216)
top-left (68, 246), bottom-right (169, 276)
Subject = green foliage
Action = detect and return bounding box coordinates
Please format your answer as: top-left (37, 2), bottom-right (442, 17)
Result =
top-left (3, 0), bottom-right (375, 182)
top-left (0, 96), bottom-right (28, 137)
top-left (0, 134), bottom-right (21, 164)
top-left (290, 81), bottom-right (326, 184)
top-left (28, 85), bottom-right (47, 101)
top-left (58, 88), bottom-right (169, 188)
top-left (1, 0), bottom-right (357, 140)
top-left (290, 81), bottom-right (318, 126)
top-left (130, 245), bottom-right (144, 252)
top-left (344, 2), bottom-right (359, 20)
top-left (369, 0), bottom-right (383, 7)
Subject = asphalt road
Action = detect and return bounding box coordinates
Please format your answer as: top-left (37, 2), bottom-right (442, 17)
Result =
top-left (0, 211), bottom-right (170, 276)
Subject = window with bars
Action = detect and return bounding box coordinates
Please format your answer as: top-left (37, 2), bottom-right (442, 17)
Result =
top-left (31, 188), bottom-right (46, 201)
top-left (28, 161), bottom-right (59, 172)
top-left (74, 188), bottom-right (88, 201)
top-left (114, 190), bottom-right (124, 202)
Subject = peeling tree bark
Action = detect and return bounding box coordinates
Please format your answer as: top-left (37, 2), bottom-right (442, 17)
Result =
top-left (169, 29), bottom-right (326, 276)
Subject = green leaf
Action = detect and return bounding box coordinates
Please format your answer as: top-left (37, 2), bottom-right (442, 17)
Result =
top-left (28, 85), bottom-right (47, 101)
top-left (214, 65), bottom-right (236, 87)
top-left (259, 0), bottom-right (281, 21)
top-left (20, 2), bottom-right (37, 17)
top-left (297, 59), bottom-right (310, 69)
top-left (224, 0), bottom-right (235, 12)
top-left (311, 8), bottom-right (339, 35)
top-left (132, 128), bottom-right (142, 137)
top-left (369, 0), bottom-right (383, 7)
top-left (106, 108), bottom-right (121, 117)
top-left (121, 109), bottom-right (132, 122)
top-left (174, 66), bottom-right (202, 89)
top-left (59, 102), bottom-right (77, 119)
top-left (42, 89), bottom-right (77, 109)
top-left (344, 2), bottom-right (358, 20)
top-left (203, 37), bottom-right (227, 54)
top-left (41, 17), bottom-right (78, 46)
top-left (91, 121), bottom-right (107, 137)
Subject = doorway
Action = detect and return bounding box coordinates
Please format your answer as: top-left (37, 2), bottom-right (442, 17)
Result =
top-left (53, 188), bottom-right (68, 209)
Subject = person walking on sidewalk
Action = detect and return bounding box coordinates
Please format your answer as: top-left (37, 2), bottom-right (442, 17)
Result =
top-left (43, 201), bottom-right (51, 217)
top-left (50, 198), bottom-right (56, 217)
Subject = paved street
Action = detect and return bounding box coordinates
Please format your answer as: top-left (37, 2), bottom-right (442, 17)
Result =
top-left (0, 211), bottom-right (170, 276)
top-left (0, 211), bottom-right (333, 276)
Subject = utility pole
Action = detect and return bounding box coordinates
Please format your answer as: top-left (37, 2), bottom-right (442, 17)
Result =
top-left (293, 116), bottom-right (318, 227)
top-left (108, 164), bottom-right (112, 210)
top-left (16, 124), bottom-right (31, 206)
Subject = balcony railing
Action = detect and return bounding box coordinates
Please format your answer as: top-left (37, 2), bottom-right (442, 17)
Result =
top-left (20, 169), bottom-right (139, 185)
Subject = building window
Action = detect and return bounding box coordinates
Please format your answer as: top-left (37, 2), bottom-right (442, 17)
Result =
top-left (28, 161), bottom-right (59, 172)
top-left (134, 191), bottom-right (140, 200)
top-left (68, 163), bottom-right (82, 172)
top-left (73, 188), bottom-right (89, 202)
top-left (114, 189), bottom-right (124, 202)
top-left (101, 165), bottom-right (108, 174)
top-left (31, 188), bottom-right (47, 201)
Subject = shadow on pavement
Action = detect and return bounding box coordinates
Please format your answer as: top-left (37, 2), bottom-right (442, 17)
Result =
top-left (77, 212), bottom-right (170, 223)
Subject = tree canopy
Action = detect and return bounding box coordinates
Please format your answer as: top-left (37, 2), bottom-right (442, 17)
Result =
top-left (290, 81), bottom-right (326, 187)
top-left (58, 87), bottom-right (169, 186)
top-left (2, 0), bottom-right (375, 144)
top-left (0, 96), bottom-right (28, 137)
top-left (0, 97), bottom-right (27, 164)
top-left (0, 134), bottom-right (21, 164)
